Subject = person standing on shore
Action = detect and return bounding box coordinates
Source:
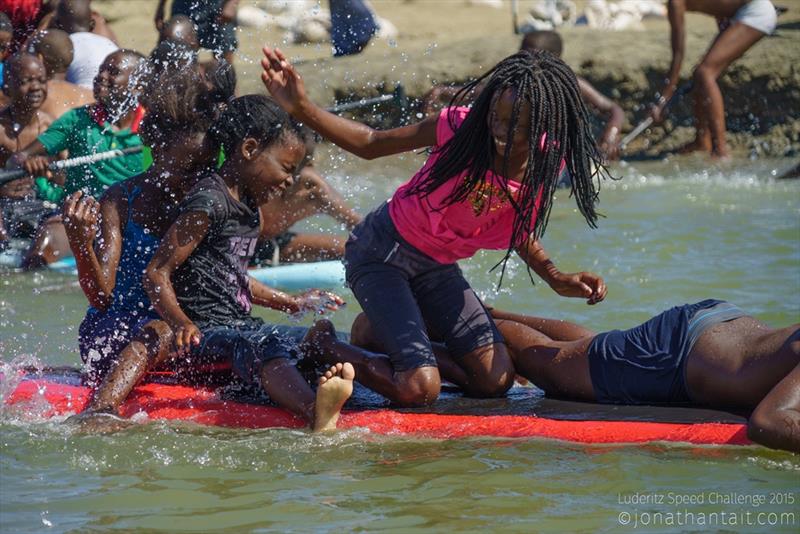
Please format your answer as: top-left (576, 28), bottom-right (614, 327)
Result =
top-left (649, 0), bottom-right (777, 159)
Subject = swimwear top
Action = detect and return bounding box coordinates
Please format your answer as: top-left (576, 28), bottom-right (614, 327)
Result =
top-left (388, 107), bottom-right (546, 264)
top-left (106, 185), bottom-right (159, 315)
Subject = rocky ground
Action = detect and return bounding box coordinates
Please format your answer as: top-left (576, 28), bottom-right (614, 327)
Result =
top-left (98, 0), bottom-right (800, 158)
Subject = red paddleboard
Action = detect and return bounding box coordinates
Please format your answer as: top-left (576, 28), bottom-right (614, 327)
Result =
top-left (3, 369), bottom-right (751, 446)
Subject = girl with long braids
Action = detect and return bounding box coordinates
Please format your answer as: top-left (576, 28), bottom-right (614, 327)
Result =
top-left (263, 47), bottom-right (611, 407)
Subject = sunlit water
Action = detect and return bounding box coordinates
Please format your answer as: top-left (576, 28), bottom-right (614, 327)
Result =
top-left (2, 151), bottom-right (799, 532)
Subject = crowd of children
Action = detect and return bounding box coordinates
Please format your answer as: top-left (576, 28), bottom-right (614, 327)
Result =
top-left (0, 0), bottom-right (796, 450)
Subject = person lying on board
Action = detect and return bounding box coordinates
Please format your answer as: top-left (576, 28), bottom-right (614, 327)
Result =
top-left (494, 302), bottom-right (798, 452)
top-left (0, 52), bottom-right (56, 246)
top-left (422, 30), bottom-right (625, 161)
top-left (252, 125), bottom-right (362, 267)
top-left (341, 300), bottom-right (800, 452)
top-left (262, 46), bottom-right (610, 408)
top-left (7, 48), bottom-right (146, 268)
top-left (648, 0), bottom-right (777, 159)
top-left (140, 95), bottom-right (351, 432)
top-left (26, 28), bottom-right (94, 120)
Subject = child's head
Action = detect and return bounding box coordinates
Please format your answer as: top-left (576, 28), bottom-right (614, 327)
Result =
top-left (208, 95), bottom-right (306, 203)
top-left (140, 58), bottom-right (234, 175)
top-left (519, 30), bottom-right (563, 57)
top-left (51, 0), bottom-right (94, 34)
top-left (2, 52), bottom-right (48, 112)
top-left (148, 39), bottom-right (198, 78)
top-left (0, 13), bottom-right (12, 60)
top-left (158, 15), bottom-right (200, 52)
top-left (28, 29), bottom-right (74, 78)
top-left (411, 50), bottom-right (608, 269)
top-left (93, 49), bottom-right (146, 113)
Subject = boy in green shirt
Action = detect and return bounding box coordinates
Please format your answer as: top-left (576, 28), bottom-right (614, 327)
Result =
top-left (8, 48), bottom-right (146, 268)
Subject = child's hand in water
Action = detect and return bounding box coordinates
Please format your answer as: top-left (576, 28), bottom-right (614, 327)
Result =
top-left (547, 271), bottom-right (607, 305)
top-left (293, 289), bottom-right (345, 315)
top-left (261, 47), bottom-right (307, 116)
top-left (173, 321), bottom-right (202, 355)
top-left (62, 191), bottom-right (100, 247)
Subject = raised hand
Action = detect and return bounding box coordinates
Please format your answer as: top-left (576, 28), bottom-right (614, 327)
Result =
top-left (260, 46), bottom-right (307, 116)
top-left (62, 191), bottom-right (100, 248)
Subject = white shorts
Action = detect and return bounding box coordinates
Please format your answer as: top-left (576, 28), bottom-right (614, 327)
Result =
top-left (732, 0), bottom-right (777, 35)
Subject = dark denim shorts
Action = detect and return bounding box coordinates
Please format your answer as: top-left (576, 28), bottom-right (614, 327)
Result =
top-left (588, 299), bottom-right (746, 404)
top-left (192, 322), bottom-right (308, 385)
top-left (344, 203), bottom-right (503, 372)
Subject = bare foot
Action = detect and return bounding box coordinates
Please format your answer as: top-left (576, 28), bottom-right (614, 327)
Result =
top-left (65, 410), bottom-right (135, 434)
top-left (676, 139), bottom-right (712, 155)
top-left (300, 319), bottom-right (338, 365)
top-left (313, 362), bottom-right (354, 431)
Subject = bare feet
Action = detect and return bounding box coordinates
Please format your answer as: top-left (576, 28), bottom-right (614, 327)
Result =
top-left (313, 362), bottom-right (354, 431)
top-left (676, 139), bottom-right (712, 155)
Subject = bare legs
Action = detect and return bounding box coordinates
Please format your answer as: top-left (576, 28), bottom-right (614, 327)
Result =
top-left (259, 165), bottom-right (361, 263)
top-left (681, 23), bottom-right (766, 159)
top-left (21, 215), bottom-right (71, 269)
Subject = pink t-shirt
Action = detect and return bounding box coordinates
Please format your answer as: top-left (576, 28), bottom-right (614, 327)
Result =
top-left (388, 107), bottom-right (542, 264)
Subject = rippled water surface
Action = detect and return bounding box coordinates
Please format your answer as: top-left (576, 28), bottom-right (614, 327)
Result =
top-left (2, 153), bottom-right (799, 532)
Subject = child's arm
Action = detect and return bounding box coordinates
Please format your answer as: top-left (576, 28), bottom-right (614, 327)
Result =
top-left (249, 278), bottom-right (344, 314)
top-left (262, 47), bottom-right (438, 160)
top-left (516, 237), bottom-right (607, 305)
top-left (577, 78), bottom-right (624, 160)
top-left (651, 0), bottom-right (687, 121)
top-left (144, 211), bottom-right (210, 352)
top-left (220, 0), bottom-right (239, 23)
top-left (154, 0), bottom-right (169, 30)
top-left (63, 189), bottom-right (125, 310)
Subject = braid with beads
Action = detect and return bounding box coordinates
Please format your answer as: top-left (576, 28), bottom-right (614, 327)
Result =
top-left (405, 50), bottom-right (614, 284)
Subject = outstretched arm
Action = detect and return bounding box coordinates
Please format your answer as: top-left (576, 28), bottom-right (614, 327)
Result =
top-left (250, 278), bottom-right (344, 315)
top-left (651, 0), bottom-right (687, 121)
top-left (144, 210), bottom-right (208, 352)
top-left (516, 236), bottom-right (606, 305)
top-left (578, 77), bottom-right (624, 160)
top-left (261, 47), bottom-right (438, 160)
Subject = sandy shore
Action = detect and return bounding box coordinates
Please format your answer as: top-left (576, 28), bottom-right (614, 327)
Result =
top-left (96, 0), bottom-right (799, 158)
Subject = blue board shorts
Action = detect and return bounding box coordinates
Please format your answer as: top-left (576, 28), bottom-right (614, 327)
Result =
top-left (587, 299), bottom-right (747, 405)
top-left (79, 307), bottom-right (160, 385)
top-left (344, 202), bottom-right (503, 372)
top-left (191, 322), bottom-right (309, 385)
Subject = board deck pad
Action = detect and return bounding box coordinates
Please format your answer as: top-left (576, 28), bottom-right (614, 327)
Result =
top-left (2, 367), bottom-right (750, 446)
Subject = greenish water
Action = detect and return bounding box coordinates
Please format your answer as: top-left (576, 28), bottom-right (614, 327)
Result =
top-left (1, 152), bottom-right (799, 532)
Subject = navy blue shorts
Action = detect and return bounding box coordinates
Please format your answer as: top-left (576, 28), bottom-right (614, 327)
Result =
top-left (191, 322), bottom-right (309, 385)
top-left (79, 307), bottom-right (160, 385)
top-left (588, 299), bottom-right (747, 404)
top-left (344, 203), bottom-right (503, 372)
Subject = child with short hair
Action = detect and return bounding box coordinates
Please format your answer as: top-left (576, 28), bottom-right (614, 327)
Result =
top-left (144, 95), bottom-right (352, 432)
top-left (9, 48), bottom-right (146, 268)
top-left (0, 52), bottom-right (54, 244)
top-left (263, 46), bottom-right (610, 407)
top-left (649, 0), bottom-right (777, 159)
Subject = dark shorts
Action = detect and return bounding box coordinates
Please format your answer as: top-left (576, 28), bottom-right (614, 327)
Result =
top-left (588, 299), bottom-right (747, 405)
top-left (191, 322), bottom-right (309, 385)
top-left (250, 231), bottom-right (297, 267)
top-left (79, 307), bottom-right (160, 385)
top-left (172, 0), bottom-right (238, 54)
top-left (344, 203), bottom-right (503, 372)
top-left (0, 198), bottom-right (57, 240)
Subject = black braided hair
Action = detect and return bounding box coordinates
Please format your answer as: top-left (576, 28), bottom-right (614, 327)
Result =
top-left (207, 95), bottom-right (301, 157)
top-left (405, 50), bottom-right (614, 284)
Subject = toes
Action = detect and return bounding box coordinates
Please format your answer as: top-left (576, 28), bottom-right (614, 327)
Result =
top-left (341, 362), bottom-right (355, 380)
